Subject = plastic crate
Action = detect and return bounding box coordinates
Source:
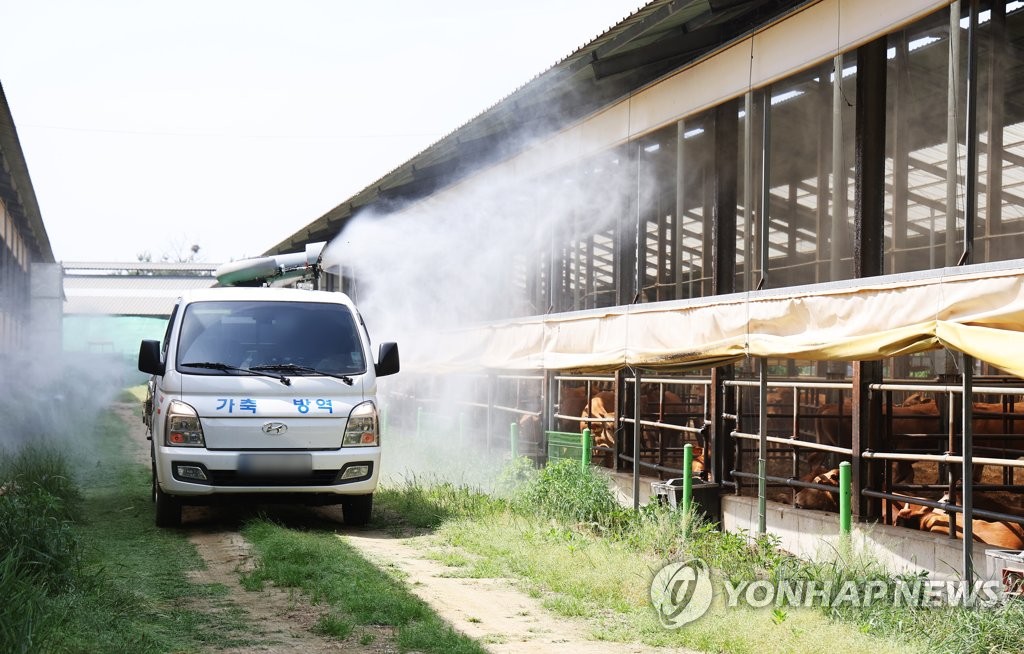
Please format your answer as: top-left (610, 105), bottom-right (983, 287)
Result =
top-left (546, 431), bottom-right (584, 463)
top-left (985, 549), bottom-right (1024, 598)
top-left (650, 477), bottom-right (722, 524)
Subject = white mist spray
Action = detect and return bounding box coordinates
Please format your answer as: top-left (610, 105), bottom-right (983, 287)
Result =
top-left (322, 130), bottom-right (655, 485)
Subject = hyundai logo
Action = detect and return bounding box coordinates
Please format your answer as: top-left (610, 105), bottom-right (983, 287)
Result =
top-left (262, 422), bottom-right (288, 435)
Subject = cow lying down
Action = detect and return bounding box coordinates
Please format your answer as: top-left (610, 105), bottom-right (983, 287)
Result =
top-left (894, 494), bottom-right (1024, 549)
top-left (792, 469), bottom-right (1024, 548)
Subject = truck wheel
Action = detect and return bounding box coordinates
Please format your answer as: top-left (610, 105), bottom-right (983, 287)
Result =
top-left (154, 485), bottom-right (182, 528)
top-left (342, 494), bottom-right (373, 526)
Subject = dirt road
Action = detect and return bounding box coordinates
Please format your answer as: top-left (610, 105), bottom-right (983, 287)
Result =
top-left (119, 401), bottom-right (690, 653)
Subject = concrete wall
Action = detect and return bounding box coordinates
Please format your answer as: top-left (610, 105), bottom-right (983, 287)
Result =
top-left (29, 263), bottom-right (63, 377)
top-left (722, 495), bottom-right (1018, 582)
top-left (606, 471), bottom-right (1023, 584)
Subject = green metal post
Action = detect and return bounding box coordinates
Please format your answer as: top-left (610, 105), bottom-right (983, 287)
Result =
top-left (839, 461), bottom-right (852, 536)
top-left (510, 422), bottom-right (519, 458)
top-left (683, 444), bottom-right (694, 514)
top-left (582, 428), bottom-right (592, 470)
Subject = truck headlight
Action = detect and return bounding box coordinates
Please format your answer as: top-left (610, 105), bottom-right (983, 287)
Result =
top-left (343, 401), bottom-right (378, 447)
top-left (165, 401), bottom-right (206, 447)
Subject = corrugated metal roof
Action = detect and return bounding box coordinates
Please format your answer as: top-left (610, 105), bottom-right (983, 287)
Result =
top-left (62, 266), bottom-right (218, 316)
top-left (0, 80), bottom-right (53, 263)
top-left (265, 0), bottom-right (810, 257)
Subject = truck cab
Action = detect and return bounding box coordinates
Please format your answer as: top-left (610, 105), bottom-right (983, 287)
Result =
top-left (138, 247), bottom-right (398, 527)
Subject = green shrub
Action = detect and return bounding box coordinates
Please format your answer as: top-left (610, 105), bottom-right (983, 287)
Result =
top-left (516, 459), bottom-right (624, 527)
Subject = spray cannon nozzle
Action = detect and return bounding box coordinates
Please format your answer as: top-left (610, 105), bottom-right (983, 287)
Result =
top-left (215, 241), bottom-right (327, 287)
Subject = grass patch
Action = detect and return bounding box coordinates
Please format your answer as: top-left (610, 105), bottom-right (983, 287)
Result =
top-left (314, 613), bottom-right (355, 639)
top-left (241, 519), bottom-right (485, 653)
top-left (375, 458), bottom-right (1021, 654)
top-left (0, 400), bottom-right (263, 653)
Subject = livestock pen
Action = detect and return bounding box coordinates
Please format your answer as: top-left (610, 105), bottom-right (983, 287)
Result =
top-left (286, 1), bottom-right (1024, 588)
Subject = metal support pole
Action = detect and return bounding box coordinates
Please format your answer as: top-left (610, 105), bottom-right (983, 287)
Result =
top-left (758, 358), bottom-right (768, 535)
top-left (634, 368), bottom-right (642, 510)
top-left (961, 0), bottom-right (980, 583)
top-left (946, 2), bottom-right (962, 266)
top-left (839, 461), bottom-right (852, 536)
top-left (962, 354), bottom-right (975, 583)
top-left (582, 428), bottom-right (592, 470)
top-left (510, 421), bottom-right (519, 459)
top-left (831, 54), bottom-right (846, 282)
top-left (683, 443), bottom-right (694, 515)
top-left (486, 374), bottom-right (495, 455)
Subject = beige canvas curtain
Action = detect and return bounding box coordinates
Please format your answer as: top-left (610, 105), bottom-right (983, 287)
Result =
top-left (418, 265), bottom-right (1024, 379)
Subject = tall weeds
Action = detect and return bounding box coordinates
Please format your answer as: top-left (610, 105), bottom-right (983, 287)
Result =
top-left (0, 444), bottom-right (83, 653)
top-left (379, 457), bottom-right (1024, 654)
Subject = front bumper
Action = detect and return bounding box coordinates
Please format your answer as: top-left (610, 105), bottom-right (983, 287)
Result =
top-left (155, 446), bottom-right (380, 497)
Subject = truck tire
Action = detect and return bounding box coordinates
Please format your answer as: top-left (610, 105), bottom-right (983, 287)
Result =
top-left (155, 485), bottom-right (182, 528)
top-left (342, 494), bottom-right (373, 526)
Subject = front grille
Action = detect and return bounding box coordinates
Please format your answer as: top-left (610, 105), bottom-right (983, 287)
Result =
top-left (207, 469), bottom-right (341, 487)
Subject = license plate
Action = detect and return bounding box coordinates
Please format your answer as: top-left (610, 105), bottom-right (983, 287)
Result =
top-left (237, 453), bottom-right (312, 477)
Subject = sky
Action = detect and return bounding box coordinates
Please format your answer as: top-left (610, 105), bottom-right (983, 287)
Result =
top-left (0, 0), bottom-right (642, 264)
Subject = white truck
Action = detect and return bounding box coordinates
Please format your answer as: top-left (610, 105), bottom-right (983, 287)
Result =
top-left (138, 244), bottom-right (398, 527)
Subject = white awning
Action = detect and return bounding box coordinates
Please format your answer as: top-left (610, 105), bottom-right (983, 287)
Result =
top-left (422, 260), bottom-right (1024, 379)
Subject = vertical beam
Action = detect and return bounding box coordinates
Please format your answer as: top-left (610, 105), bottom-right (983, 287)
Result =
top-left (633, 368), bottom-right (642, 510)
top-left (852, 361), bottom-right (882, 521)
top-left (960, 0), bottom-right (980, 584)
top-left (760, 90), bottom-right (771, 287)
top-left (758, 357), bottom-right (768, 534)
top-left (675, 120), bottom-right (686, 298)
top-left (855, 38), bottom-right (887, 279)
top-left (984, 0), bottom-right (1006, 257)
top-left (743, 93), bottom-right (754, 292)
top-left (853, 37), bottom-right (888, 521)
top-left (816, 60), bottom-right (831, 283)
top-left (961, 0), bottom-right (979, 266)
top-left (711, 365), bottom-right (734, 487)
top-left (891, 34), bottom-right (910, 268)
top-left (618, 146), bottom-right (640, 305)
top-left (614, 369), bottom-right (627, 472)
top-left (713, 98), bottom-right (739, 296)
top-left (831, 55), bottom-right (848, 282)
top-left (946, 2), bottom-right (962, 266)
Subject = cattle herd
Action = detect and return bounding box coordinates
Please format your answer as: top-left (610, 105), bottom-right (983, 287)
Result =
top-left (516, 381), bottom-right (1024, 549)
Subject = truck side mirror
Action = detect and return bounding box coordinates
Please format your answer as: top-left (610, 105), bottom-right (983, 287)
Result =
top-left (375, 342), bottom-right (400, 377)
top-left (138, 339), bottom-right (165, 376)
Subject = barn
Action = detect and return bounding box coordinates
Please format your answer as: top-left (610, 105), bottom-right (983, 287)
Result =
top-left (0, 81), bottom-right (60, 367)
top-left (270, 0), bottom-right (1024, 582)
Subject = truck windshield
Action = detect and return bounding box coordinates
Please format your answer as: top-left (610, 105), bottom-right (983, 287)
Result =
top-left (176, 301), bottom-right (366, 377)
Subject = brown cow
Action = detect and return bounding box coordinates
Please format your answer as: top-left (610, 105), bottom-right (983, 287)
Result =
top-left (556, 385), bottom-right (590, 433)
top-left (580, 386), bottom-right (705, 474)
top-left (792, 467), bottom-right (840, 511)
top-left (580, 390), bottom-right (617, 466)
top-left (918, 512), bottom-right (1024, 548)
top-left (893, 492), bottom-right (1024, 548)
top-left (511, 385), bottom-right (594, 460)
top-left (812, 395), bottom-right (1024, 484)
